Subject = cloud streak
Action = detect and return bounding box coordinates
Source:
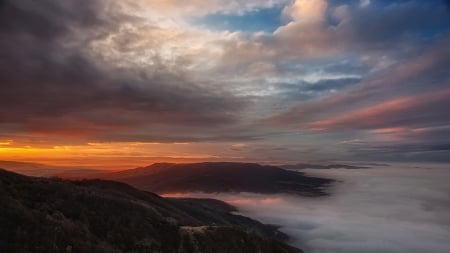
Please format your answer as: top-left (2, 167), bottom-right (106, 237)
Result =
top-left (305, 89), bottom-right (450, 131)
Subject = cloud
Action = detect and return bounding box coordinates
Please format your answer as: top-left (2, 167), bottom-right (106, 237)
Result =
top-left (359, 0), bottom-right (370, 8)
top-left (305, 89), bottom-right (450, 131)
top-left (336, 1), bottom-right (450, 52)
top-left (283, 0), bottom-right (328, 24)
top-left (208, 0), bottom-right (450, 100)
top-left (142, 0), bottom-right (289, 17)
top-left (0, 0), bottom-right (247, 142)
top-left (267, 36), bottom-right (450, 130)
top-left (1, 0), bottom-right (449, 162)
top-left (262, 33), bottom-right (450, 161)
top-left (176, 165), bottom-right (450, 253)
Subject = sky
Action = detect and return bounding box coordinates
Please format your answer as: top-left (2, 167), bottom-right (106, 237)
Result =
top-left (0, 0), bottom-right (450, 169)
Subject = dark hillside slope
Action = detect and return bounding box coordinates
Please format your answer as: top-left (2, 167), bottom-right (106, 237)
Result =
top-left (0, 168), bottom-right (302, 253)
top-left (100, 162), bottom-right (332, 196)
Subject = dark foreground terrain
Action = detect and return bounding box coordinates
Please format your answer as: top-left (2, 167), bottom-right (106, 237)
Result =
top-left (98, 162), bottom-right (333, 196)
top-left (0, 168), bottom-right (302, 253)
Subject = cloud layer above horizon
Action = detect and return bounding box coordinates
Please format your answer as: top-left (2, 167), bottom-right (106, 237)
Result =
top-left (1, 0), bottom-right (450, 165)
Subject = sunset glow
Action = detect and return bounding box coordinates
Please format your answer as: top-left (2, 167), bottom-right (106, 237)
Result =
top-left (1, 0), bottom-right (449, 168)
top-left (0, 142), bottom-right (229, 169)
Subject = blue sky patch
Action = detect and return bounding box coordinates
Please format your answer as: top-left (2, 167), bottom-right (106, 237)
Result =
top-left (193, 5), bottom-right (285, 33)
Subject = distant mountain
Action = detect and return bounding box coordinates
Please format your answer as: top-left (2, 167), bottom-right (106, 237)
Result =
top-left (0, 160), bottom-right (103, 177)
top-left (0, 168), bottom-right (302, 253)
top-left (281, 163), bottom-right (367, 170)
top-left (96, 162), bottom-right (333, 196)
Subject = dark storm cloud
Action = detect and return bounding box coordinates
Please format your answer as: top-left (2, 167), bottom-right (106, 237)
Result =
top-left (0, 0), bottom-right (103, 39)
top-left (0, 0), bottom-right (244, 140)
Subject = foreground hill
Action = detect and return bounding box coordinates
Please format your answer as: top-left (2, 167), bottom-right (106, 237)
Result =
top-left (98, 162), bottom-right (333, 196)
top-left (0, 168), bottom-right (301, 253)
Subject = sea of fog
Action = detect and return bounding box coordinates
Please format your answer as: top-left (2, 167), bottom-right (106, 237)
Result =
top-left (168, 164), bottom-right (450, 253)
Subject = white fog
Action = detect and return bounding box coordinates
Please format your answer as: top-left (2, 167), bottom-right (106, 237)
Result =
top-left (167, 164), bottom-right (450, 253)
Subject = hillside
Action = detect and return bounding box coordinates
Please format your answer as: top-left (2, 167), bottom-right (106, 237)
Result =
top-left (0, 168), bottom-right (302, 253)
top-left (98, 162), bottom-right (333, 196)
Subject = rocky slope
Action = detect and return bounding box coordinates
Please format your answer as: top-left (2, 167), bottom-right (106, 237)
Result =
top-left (0, 168), bottom-right (302, 253)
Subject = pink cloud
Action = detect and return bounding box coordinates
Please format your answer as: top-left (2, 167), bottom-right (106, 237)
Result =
top-left (305, 89), bottom-right (450, 131)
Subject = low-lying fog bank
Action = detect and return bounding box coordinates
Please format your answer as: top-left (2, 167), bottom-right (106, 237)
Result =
top-left (165, 164), bottom-right (450, 253)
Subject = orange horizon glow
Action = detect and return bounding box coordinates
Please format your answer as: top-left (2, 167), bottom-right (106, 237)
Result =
top-left (0, 141), bottom-right (229, 170)
top-left (0, 139), bottom-right (261, 171)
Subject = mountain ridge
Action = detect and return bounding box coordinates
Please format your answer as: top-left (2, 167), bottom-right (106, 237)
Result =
top-left (94, 162), bottom-right (333, 196)
top-left (0, 168), bottom-right (302, 253)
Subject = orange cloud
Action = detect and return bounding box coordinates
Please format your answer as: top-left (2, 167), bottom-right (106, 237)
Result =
top-left (284, 0), bottom-right (328, 23)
